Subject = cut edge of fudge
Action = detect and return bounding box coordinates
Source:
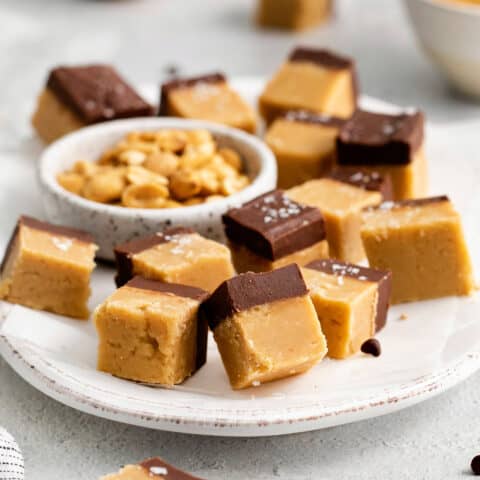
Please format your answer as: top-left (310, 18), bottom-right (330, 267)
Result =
top-left (140, 457), bottom-right (204, 480)
top-left (289, 46), bottom-right (359, 99)
top-left (281, 109), bottom-right (346, 128)
top-left (114, 226), bottom-right (195, 287)
top-left (46, 64), bottom-right (155, 124)
top-left (363, 195), bottom-right (450, 214)
top-left (222, 189), bottom-right (326, 261)
top-left (337, 109), bottom-right (425, 166)
top-left (1, 215), bottom-right (95, 273)
top-left (305, 258), bottom-right (392, 332)
top-left (122, 275), bottom-right (209, 373)
top-left (201, 263), bottom-right (308, 330)
top-left (159, 72), bottom-right (227, 115)
top-left (328, 167), bottom-right (394, 201)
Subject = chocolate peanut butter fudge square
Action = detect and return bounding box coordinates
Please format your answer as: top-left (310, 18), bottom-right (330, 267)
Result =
top-left (259, 47), bottom-right (358, 124)
top-left (257, 0), bottom-right (332, 31)
top-left (100, 457), bottom-right (204, 480)
top-left (265, 111), bottom-right (345, 188)
top-left (222, 190), bottom-right (329, 274)
top-left (95, 277), bottom-right (208, 385)
top-left (302, 259), bottom-right (392, 359)
top-left (201, 264), bottom-right (327, 389)
top-left (114, 227), bottom-right (235, 292)
top-left (32, 64), bottom-right (154, 143)
top-left (0, 216), bottom-right (97, 319)
top-left (328, 167), bottom-right (393, 201)
top-left (337, 109), bottom-right (428, 200)
top-left (287, 178), bottom-right (382, 262)
top-left (361, 196), bottom-right (475, 304)
top-left (159, 73), bottom-right (257, 133)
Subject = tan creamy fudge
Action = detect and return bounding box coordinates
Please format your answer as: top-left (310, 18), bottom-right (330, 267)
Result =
top-left (265, 111), bottom-right (345, 189)
top-left (259, 47), bottom-right (358, 124)
top-left (201, 264), bottom-right (327, 389)
top-left (32, 65), bottom-right (154, 143)
top-left (361, 196), bottom-right (475, 304)
top-left (302, 259), bottom-right (392, 359)
top-left (337, 109), bottom-right (428, 200)
top-left (287, 178), bottom-right (382, 262)
top-left (95, 277), bottom-right (208, 385)
top-left (0, 216), bottom-right (97, 319)
top-left (114, 227), bottom-right (235, 292)
top-left (222, 190), bottom-right (328, 274)
top-left (159, 73), bottom-right (257, 133)
top-left (256, 0), bottom-right (332, 31)
top-left (100, 457), bottom-right (204, 480)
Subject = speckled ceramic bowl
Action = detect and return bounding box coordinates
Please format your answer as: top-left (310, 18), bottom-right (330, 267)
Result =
top-left (38, 118), bottom-right (277, 260)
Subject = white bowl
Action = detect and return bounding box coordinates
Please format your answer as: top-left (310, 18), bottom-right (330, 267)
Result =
top-left (38, 118), bottom-right (277, 260)
top-left (404, 0), bottom-right (480, 97)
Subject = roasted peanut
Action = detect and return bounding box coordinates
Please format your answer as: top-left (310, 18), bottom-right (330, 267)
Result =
top-left (83, 172), bottom-right (126, 203)
top-left (118, 149), bottom-right (147, 166)
top-left (122, 183), bottom-right (168, 208)
top-left (169, 170), bottom-right (202, 200)
top-left (218, 148), bottom-right (242, 171)
top-left (144, 152), bottom-right (179, 177)
top-left (126, 165), bottom-right (168, 186)
top-left (57, 172), bottom-right (85, 195)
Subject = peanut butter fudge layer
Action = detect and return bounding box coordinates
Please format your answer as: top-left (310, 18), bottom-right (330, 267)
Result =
top-left (114, 227), bottom-right (235, 292)
top-left (287, 178), bottom-right (381, 262)
top-left (265, 110), bottom-right (345, 188)
top-left (159, 73), bottom-right (257, 133)
top-left (0, 216), bottom-right (97, 319)
top-left (32, 65), bottom-right (154, 143)
top-left (328, 167), bottom-right (393, 201)
top-left (361, 196), bottom-right (475, 304)
top-left (302, 259), bottom-right (391, 358)
top-left (259, 47), bottom-right (358, 124)
top-left (337, 109), bottom-right (427, 200)
top-left (257, 0), bottom-right (332, 31)
top-left (223, 189), bottom-right (328, 273)
top-left (95, 276), bottom-right (208, 385)
top-left (100, 457), bottom-right (204, 480)
top-left (201, 264), bottom-right (327, 389)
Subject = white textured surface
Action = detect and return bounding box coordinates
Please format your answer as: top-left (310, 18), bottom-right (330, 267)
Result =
top-left (1, 0), bottom-right (480, 478)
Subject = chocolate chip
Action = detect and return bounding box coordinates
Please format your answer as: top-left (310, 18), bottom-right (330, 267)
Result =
top-left (471, 455), bottom-right (480, 475)
top-left (361, 338), bottom-right (381, 357)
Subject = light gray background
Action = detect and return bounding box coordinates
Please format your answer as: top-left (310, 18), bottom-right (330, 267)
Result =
top-left (1, 0), bottom-right (480, 478)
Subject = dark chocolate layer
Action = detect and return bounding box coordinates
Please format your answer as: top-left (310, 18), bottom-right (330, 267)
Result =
top-left (223, 190), bottom-right (326, 261)
top-left (126, 276), bottom-right (208, 371)
top-left (289, 47), bottom-right (353, 70)
top-left (141, 457), bottom-right (204, 480)
top-left (328, 167), bottom-right (393, 201)
top-left (159, 72), bottom-right (226, 116)
top-left (365, 195), bottom-right (450, 213)
top-left (337, 109), bottom-right (424, 166)
top-left (201, 264), bottom-right (308, 330)
top-left (306, 258), bottom-right (392, 332)
top-left (47, 65), bottom-right (154, 124)
top-left (281, 110), bottom-right (346, 128)
top-left (114, 227), bottom-right (194, 287)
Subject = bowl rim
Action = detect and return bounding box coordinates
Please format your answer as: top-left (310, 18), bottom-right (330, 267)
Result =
top-left (38, 117), bottom-right (277, 219)
top-left (408, 0), bottom-right (480, 16)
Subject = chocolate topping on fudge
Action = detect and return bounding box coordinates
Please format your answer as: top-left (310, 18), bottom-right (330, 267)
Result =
top-left (127, 277), bottom-right (208, 371)
top-left (328, 167), bottom-right (393, 200)
top-left (337, 109), bottom-right (424, 166)
top-left (1, 215), bottom-right (95, 274)
top-left (127, 276), bottom-right (208, 301)
top-left (223, 190), bottom-right (326, 261)
top-left (114, 227), bottom-right (195, 287)
top-left (282, 110), bottom-right (346, 128)
top-left (47, 65), bottom-right (154, 124)
top-left (289, 47), bottom-right (353, 70)
top-left (159, 72), bottom-right (226, 115)
top-left (141, 457), bottom-right (205, 480)
top-left (365, 195), bottom-right (450, 213)
top-left (201, 264), bottom-right (308, 330)
top-left (306, 258), bottom-right (392, 332)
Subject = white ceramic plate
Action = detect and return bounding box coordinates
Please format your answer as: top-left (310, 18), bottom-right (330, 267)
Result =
top-left (1, 78), bottom-right (479, 437)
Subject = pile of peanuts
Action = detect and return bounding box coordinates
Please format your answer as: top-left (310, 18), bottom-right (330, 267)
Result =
top-left (57, 129), bottom-right (250, 208)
